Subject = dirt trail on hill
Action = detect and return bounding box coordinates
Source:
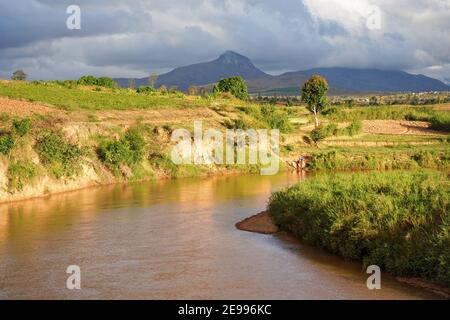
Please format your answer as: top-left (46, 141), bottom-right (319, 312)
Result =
top-left (363, 120), bottom-right (443, 135)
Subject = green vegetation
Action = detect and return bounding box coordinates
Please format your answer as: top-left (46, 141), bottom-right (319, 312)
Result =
top-left (301, 75), bottom-right (329, 128)
top-left (308, 146), bottom-right (449, 171)
top-left (0, 81), bottom-right (207, 111)
top-left (237, 104), bottom-right (292, 133)
top-left (12, 118), bottom-right (32, 137)
top-left (35, 131), bottom-right (83, 178)
top-left (213, 76), bottom-right (249, 100)
top-left (78, 75), bottom-right (117, 88)
top-left (306, 120), bottom-right (363, 146)
top-left (97, 128), bottom-right (146, 172)
top-left (7, 161), bottom-right (37, 192)
top-left (0, 134), bottom-right (14, 155)
top-left (269, 170), bottom-right (450, 287)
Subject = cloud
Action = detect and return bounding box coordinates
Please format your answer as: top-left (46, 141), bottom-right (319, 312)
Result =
top-left (0, 0), bottom-right (448, 82)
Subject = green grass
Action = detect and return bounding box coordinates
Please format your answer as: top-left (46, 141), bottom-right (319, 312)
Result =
top-left (269, 170), bottom-right (450, 287)
top-left (307, 145), bottom-right (450, 171)
top-left (0, 81), bottom-right (208, 111)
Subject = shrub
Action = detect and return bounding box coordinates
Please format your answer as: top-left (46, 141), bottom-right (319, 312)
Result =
top-left (223, 118), bottom-right (250, 130)
top-left (213, 76), bottom-right (248, 100)
top-left (309, 126), bottom-right (329, 145)
top-left (98, 139), bottom-right (133, 169)
top-left (269, 171), bottom-right (450, 287)
top-left (137, 86), bottom-right (157, 94)
top-left (35, 132), bottom-right (83, 178)
top-left (98, 128), bottom-right (145, 171)
top-left (345, 120), bottom-right (362, 136)
top-left (77, 75), bottom-right (97, 86)
top-left (124, 128), bottom-right (145, 164)
top-left (261, 105), bottom-right (292, 132)
top-left (7, 161), bottom-right (37, 192)
top-left (77, 75), bottom-right (117, 88)
top-left (96, 77), bottom-right (117, 88)
top-left (0, 134), bottom-right (14, 155)
top-left (12, 118), bottom-right (32, 137)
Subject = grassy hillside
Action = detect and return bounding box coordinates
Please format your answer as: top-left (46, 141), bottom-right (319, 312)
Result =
top-left (0, 80), bottom-right (208, 111)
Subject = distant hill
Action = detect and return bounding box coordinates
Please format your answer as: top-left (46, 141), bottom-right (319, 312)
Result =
top-left (115, 51), bottom-right (450, 94)
top-left (115, 51), bottom-right (270, 91)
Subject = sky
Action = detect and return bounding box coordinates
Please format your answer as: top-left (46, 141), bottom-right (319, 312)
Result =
top-left (1, 0), bottom-right (449, 83)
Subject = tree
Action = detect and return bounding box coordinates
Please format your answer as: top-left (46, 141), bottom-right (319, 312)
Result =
top-left (188, 85), bottom-right (198, 96)
top-left (213, 76), bottom-right (248, 100)
top-left (149, 73), bottom-right (158, 88)
top-left (301, 75), bottom-right (329, 128)
top-left (12, 70), bottom-right (27, 81)
top-left (128, 78), bottom-right (136, 89)
top-left (159, 85), bottom-right (168, 94)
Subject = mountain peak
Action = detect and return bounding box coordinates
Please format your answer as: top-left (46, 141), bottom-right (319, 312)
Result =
top-left (217, 51), bottom-right (251, 65)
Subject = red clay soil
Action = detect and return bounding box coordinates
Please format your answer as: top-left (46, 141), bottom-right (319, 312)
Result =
top-left (235, 211), bottom-right (279, 234)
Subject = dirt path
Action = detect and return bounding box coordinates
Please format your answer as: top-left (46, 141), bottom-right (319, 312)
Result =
top-left (363, 120), bottom-right (444, 135)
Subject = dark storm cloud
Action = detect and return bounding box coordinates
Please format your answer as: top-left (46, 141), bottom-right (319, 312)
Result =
top-left (0, 0), bottom-right (449, 81)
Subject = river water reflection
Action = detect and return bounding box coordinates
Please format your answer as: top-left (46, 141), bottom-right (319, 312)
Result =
top-left (0, 173), bottom-right (439, 299)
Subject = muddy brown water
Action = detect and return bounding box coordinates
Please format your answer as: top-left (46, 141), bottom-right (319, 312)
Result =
top-left (0, 173), bottom-right (440, 299)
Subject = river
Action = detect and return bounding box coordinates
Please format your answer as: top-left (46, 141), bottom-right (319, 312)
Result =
top-left (0, 173), bottom-right (439, 299)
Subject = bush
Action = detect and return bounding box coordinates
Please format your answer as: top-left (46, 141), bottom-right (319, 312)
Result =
top-left (137, 86), bottom-right (157, 94)
top-left (238, 104), bottom-right (292, 133)
top-left (261, 105), bottom-right (292, 132)
top-left (7, 161), bottom-right (37, 191)
top-left (269, 171), bottom-right (450, 287)
top-left (35, 132), bottom-right (83, 178)
top-left (98, 128), bottom-right (145, 171)
top-left (309, 126), bottom-right (329, 145)
top-left (0, 134), bottom-right (14, 155)
top-left (12, 118), bottom-right (32, 137)
top-left (213, 76), bottom-right (248, 100)
top-left (345, 120), bottom-right (362, 136)
top-left (124, 128), bottom-right (145, 164)
top-left (77, 75), bottom-right (117, 88)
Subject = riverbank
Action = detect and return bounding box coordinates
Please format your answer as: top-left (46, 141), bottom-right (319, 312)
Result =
top-left (1, 80), bottom-right (449, 204)
top-left (265, 170), bottom-right (449, 292)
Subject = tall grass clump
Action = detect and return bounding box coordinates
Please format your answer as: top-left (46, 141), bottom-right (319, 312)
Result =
top-left (269, 171), bottom-right (450, 287)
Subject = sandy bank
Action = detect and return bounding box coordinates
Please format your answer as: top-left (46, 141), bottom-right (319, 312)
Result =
top-left (235, 211), bottom-right (278, 234)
